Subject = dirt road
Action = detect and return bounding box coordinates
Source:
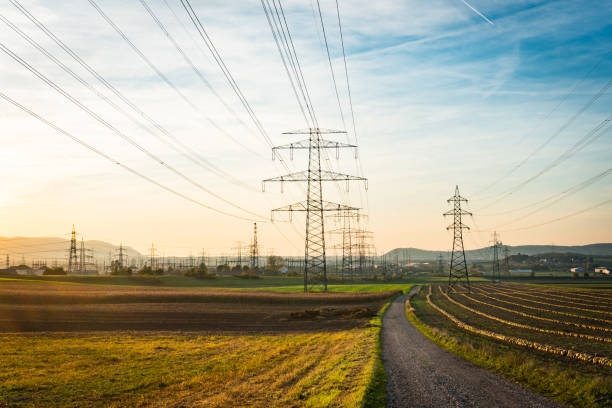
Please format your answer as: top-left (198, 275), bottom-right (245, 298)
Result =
top-left (381, 293), bottom-right (564, 408)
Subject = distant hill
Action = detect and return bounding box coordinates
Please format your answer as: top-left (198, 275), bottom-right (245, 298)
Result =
top-left (0, 237), bottom-right (142, 264)
top-left (385, 243), bottom-right (612, 262)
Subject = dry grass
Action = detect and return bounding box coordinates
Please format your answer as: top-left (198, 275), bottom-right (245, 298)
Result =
top-left (0, 329), bottom-right (378, 408)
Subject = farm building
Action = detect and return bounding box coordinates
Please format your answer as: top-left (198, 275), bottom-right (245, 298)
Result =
top-left (594, 267), bottom-right (610, 275)
top-left (570, 267), bottom-right (584, 273)
top-left (509, 269), bottom-right (533, 275)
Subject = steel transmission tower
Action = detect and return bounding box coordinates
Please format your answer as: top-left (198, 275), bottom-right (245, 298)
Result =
top-left (503, 245), bottom-right (510, 277)
top-left (327, 210), bottom-right (367, 280)
top-left (118, 243), bottom-right (126, 269)
top-left (437, 253), bottom-right (444, 276)
top-left (149, 243), bottom-right (157, 270)
top-left (491, 231), bottom-right (501, 281)
top-left (250, 222), bottom-right (259, 269)
top-left (67, 225), bottom-right (78, 273)
top-left (263, 128), bottom-right (366, 292)
top-left (443, 186), bottom-right (472, 292)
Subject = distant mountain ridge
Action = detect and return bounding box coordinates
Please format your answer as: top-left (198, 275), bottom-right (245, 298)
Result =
top-left (385, 243), bottom-right (612, 262)
top-left (0, 237), bottom-right (142, 263)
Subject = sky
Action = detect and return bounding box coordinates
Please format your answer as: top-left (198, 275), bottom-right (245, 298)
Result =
top-left (0, 0), bottom-right (611, 257)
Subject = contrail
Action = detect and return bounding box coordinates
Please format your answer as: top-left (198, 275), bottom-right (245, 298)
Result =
top-left (459, 0), bottom-right (494, 25)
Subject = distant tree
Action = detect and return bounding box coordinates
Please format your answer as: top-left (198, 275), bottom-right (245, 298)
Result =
top-left (43, 266), bottom-right (66, 275)
top-left (184, 263), bottom-right (214, 279)
top-left (216, 264), bottom-right (230, 275)
top-left (266, 256), bottom-right (285, 274)
top-left (110, 260), bottom-right (133, 276)
top-left (138, 265), bottom-right (152, 275)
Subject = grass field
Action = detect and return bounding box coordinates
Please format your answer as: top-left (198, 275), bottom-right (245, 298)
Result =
top-left (0, 277), bottom-right (406, 407)
top-left (408, 283), bottom-right (612, 408)
top-left (0, 274), bottom-right (483, 292)
top-left (0, 330), bottom-right (379, 407)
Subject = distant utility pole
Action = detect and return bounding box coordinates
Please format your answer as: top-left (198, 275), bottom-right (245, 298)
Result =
top-left (117, 243), bottom-right (126, 269)
top-left (250, 223), bottom-right (259, 269)
top-left (149, 243), bottom-right (157, 270)
top-left (490, 231), bottom-right (501, 281)
top-left (232, 241), bottom-right (244, 267)
top-left (79, 237), bottom-right (85, 273)
top-left (327, 210), bottom-right (367, 281)
top-left (503, 245), bottom-right (510, 277)
top-left (68, 225), bottom-right (78, 274)
top-left (438, 253), bottom-right (444, 275)
top-left (200, 249), bottom-right (206, 266)
top-left (263, 128), bottom-right (365, 292)
top-left (5, 254), bottom-right (9, 269)
top-left (443, 186), bottom-right (472, 292)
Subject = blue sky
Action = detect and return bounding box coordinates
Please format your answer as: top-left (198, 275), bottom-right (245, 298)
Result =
top-left (0, 0), bottom-right (610, 256)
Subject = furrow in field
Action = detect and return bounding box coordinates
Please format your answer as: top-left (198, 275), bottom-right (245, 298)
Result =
top-left (425, 285), bottom-right (612, 368)
top-left (490, 285), bottom-right (612, 311)
top-left (460, 292), bottom-right (611, 333)
top-left (478, 285), bottom-right (612, 316)
top-left (441, 288), bottom-right (610, 343)
top-left (471, 286), bottom-right (612, 325)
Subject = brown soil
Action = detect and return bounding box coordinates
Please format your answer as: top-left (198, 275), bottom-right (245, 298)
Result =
top-left (0, 281), bottom-right (398, 333)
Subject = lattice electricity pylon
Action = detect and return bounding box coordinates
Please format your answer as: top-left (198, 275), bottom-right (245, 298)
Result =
top-left (443, 186), bottom-right (472, 293)
top-left (327, 210), bottom-right (368, 280)
top-left (354, 230), bottom-right (375, 277)
top-left (250, 222), bottom-right (259, 269)
top-left (67, 225), bottom-right (78, 274)
top-left (263, 128), bottom-right (367, 292)
top-left (490, 231), bottom-right (501, 281)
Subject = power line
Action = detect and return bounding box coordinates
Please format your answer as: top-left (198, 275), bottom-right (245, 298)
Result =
top-left (0, 92), bottom-right (260, 221)
top-left (334, 0), bottom-right (369, 212)
top-left (477, 113), bottom-right (612, 210)
top-left (474, 47), bottom-right (612, 197)
top-left (138, 0), bottom-right (260, 142)
top-left (0, 11), bottom-right (258, 194)
top-left (500, 197), bottom-right (612, 233)
top-left (7, 0), bottom-right (257, 193)
top-left (479, 167), bottom-right (612, 217)
top-left (495, 168), bottom-right (611, 228)
top-left (475, 79), bottom-right (612, 201)
top-left (86, 0), bottom-right (264, 158)
top-left (314, 0), bottom-right (346, 130)
top-left (179, 0), bottom-right (273, 147)
top-left (262, 0), bottom-right (351, 204)
top-left (0, 42), bottom-right (265, 220)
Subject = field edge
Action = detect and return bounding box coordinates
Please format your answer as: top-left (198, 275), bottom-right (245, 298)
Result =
top-left (404, 286), bottom-right (612, 408)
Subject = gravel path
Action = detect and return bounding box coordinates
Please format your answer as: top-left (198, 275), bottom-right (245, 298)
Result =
top-left (382, 291), bottom-right (565, 408)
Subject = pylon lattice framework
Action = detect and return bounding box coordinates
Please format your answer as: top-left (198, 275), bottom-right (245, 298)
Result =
top-left (263, 128), bottom-right (366, 292)
top-left (250, 222), bottom-right (259, 268)
top-left (443, 186), bottom-right (472, 292)
top-left (327, 210), bottom-right (368, 280)
top-left (491, 231), bottom-right (501, 281)
top-left (68, 225), bottom-right (78, 274)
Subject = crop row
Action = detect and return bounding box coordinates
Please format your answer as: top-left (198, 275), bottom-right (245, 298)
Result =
top-left (477, 285), bottom-right (612, 317)
top-left (514, 287), bottom-right (612, 307)
top-left (442, 288), bottom-right (610, 343)
top-left (510, 285), bottom-right (612, 302)
top-left (435, 288), bottom-right (611, 356)
top-left (471, 287), bottom-right (612, 325)
top-left (460, 292), bottom-right (611, 333)
top-left (479, 284), bottom-right (612, 312)
top-left (426, 286), bottom-right (612, 367)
